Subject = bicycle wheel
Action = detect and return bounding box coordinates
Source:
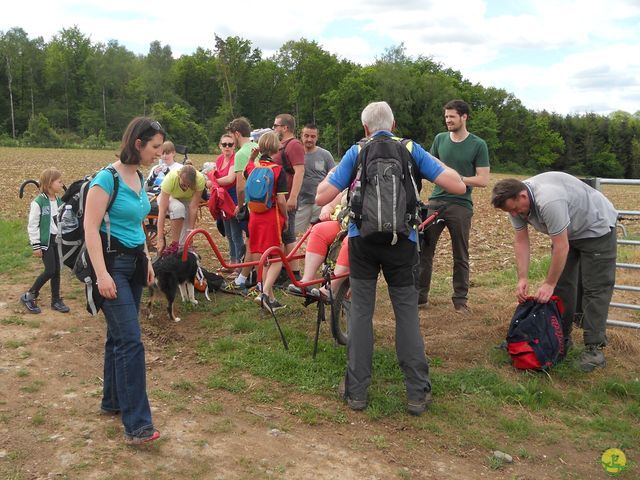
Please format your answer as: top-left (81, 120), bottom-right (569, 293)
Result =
top-left (330, 278), bottom-right (350, 345)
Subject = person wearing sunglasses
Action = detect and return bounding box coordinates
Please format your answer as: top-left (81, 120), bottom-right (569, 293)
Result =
top-left (209, 134), bottom-right (245, 271)
top-left (272, 113), bottom-right (305, 284)
top-left (84, 117), bottom-right (164, 444)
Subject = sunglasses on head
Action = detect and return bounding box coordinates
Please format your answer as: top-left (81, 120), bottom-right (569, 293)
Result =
top-left (220, 142), bottom-right (234, 148)
top-left (139, 120), bottom-right (164, 139)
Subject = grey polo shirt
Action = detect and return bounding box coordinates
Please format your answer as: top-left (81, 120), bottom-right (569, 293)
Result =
top-left (510, 172), bottom-right (618, 240)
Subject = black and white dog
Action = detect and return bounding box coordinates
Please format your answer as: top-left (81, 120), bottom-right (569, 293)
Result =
top-left (148, 250), bottom-right (203, 322)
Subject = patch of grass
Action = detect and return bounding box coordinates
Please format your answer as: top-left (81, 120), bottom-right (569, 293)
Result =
top-left (105, 424), bottom-right (119, 440)
top-left (171, 380), bottom-right (196, 391)
top-left (180, 286), bottom-right (640, 460)
top-left (16, 368), bottom-right (29, 377)
top-left (5, 340), bottom-right (26, 349)
top-left (250, 386), bottom-right (280, 404)
top-left (488, 456), bottom-right (504, 470)
top-left (370, 434), bottom-right (389, 449)
top-left (207, 373), bottom-right (247, 393)
top-left (149, 389), bottom-right (178, 402)
top-left (18, 350), bottom-right (31, 360)
top-left (285, 401), bottom-right (347, 425)
top-left (31, 410), bottom-right (46, 426)
top-left (599, 377), bottom-right (640, 400)
top-left (497, 415), bottom-right (532, 441)
top-left (0, 316), bottom-right (26, 326)
top-left (202, 401), bottom-right (223, 415)
top-left (20, 380), bottom-right (44, 393)
top-left (205, 418), bottom-right (234, 434)
top-left (0, 219), bottom-right (32, 274)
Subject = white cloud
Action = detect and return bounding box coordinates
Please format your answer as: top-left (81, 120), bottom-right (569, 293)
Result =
top-left (2, 0), bottom-right (640, 114)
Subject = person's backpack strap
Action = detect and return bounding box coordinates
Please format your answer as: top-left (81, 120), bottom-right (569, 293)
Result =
top-left (101, 166), bottom-right (121, 253)
top-left (279, 138), bottom-right (295, 175)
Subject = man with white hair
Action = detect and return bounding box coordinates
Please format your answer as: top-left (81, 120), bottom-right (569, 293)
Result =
top-left (316, 101), bottom-right (465, 415)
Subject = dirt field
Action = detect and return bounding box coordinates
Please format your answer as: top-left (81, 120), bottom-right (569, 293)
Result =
top-left (1, 147), bottom-right (639, 479)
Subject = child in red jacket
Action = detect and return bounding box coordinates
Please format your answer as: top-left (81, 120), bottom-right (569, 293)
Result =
top-left (244, 131), bottom-right (288, 313)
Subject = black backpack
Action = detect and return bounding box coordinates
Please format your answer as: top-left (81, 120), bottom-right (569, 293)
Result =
top-left (348, 135), bottom-right (421, 244)
top-left (56, 166), bottom-right (121, 270)
top-left (506, 296), bottom-right (566, 370)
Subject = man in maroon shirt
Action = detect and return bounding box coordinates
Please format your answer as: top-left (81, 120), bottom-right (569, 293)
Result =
top-left (272, 113), bottom-right (305, 281)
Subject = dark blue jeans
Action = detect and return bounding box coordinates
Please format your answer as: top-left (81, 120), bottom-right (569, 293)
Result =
top-left (101, 254), bottom-right (154, 437)
top-left (223, 217), bottom-right (245, 263)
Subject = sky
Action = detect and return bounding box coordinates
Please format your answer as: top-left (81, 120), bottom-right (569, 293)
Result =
top-left (3, 0), bottom-right (640, 116)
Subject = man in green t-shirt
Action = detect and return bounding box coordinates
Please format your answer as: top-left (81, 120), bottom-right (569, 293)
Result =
top-left (418, 100), bottom-right (490, 314)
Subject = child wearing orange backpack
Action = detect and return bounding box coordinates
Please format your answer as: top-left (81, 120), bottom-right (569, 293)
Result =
top-left (244, 131), bottom-right (288, 313)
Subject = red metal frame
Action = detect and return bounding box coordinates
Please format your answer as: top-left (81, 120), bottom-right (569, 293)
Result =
top-left (181, 206), bottom-right (442, 289)
top-left (181, 226), bottom-right (348, 289)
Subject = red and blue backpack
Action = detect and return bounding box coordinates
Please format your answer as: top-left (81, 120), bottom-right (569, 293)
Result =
top-left (506, 296), bottom-right (565, 370)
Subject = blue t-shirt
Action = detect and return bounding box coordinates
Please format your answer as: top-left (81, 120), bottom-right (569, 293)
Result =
top-left (89, 167), bottom-right (151, 248)
top-left (328, 131), bottom-right (445, 241)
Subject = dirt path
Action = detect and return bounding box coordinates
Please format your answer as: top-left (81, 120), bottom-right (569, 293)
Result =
top-left (1, 276), bottom-right (620, 480)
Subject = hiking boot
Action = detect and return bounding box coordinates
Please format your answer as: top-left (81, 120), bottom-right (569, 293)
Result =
top-left (418, 291), bottom-right (429, 306)
top-left (338, 378), bottom-right (367, 411)
top-left (454, 303), bottom-right (471, 315)
top-left (100, 408), bottom-right (120, 416)
top-left (407, 391), bottom-right (433, 416)
top-left (222, 282), bottom-right (248, 296)
top-left (51, 299), bottom-right (70, 313)
top-left (579, 344), bottom-right (606, 372)
top-left (20, 292), bottom-right (41, 314)
top-left (286, 284), bottom-right (307, 296)
top-left (255, 293), bottom-right (285, 314)
top-left (125, 427), bottom-right (160, 445)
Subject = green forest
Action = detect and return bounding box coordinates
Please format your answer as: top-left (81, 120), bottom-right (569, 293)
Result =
top-left (1, 26), bottom-right (639, 178)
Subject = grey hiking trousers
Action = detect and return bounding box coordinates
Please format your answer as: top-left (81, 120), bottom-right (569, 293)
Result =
top-left (345, 236), bottom-right (431, 402)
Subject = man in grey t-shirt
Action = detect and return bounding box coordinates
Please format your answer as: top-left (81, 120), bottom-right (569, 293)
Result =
top-left (295, 123), bottom-right (335, 234)
top-left (492, 172), bottom-right (618, 372)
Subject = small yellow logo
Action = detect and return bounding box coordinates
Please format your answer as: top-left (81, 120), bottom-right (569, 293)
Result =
top-left (601, 448), bottom-right (627, 475)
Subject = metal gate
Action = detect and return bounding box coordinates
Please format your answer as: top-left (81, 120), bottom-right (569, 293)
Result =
top-left (588, 178), bottom-right (640, 329)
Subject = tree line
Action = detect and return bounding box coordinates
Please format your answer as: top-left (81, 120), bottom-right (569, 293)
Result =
top-left (1, 26), bottom-right (639, 178)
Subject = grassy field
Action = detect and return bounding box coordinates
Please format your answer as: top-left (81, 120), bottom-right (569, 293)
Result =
top-left (1, 146), bottom-right (639, 479)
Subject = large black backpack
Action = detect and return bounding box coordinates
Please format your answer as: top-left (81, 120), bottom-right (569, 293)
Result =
top-left (56, 166), bottom-right (122, 270)
top-left (506, 296), bottom-right (566, 370)
top-left (348, 135), bottom-right (421, 244)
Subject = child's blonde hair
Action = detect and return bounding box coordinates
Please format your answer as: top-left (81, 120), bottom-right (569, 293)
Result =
top-left (162, 141), bottom-right (176, 154)
top-left (258, 131), bottom-right (280, 156)
top-left (39, 167), bottom-right (62, 195)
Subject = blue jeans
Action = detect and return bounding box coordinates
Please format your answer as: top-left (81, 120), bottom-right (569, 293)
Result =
top-left (101, 254), bottom-right (154, 437)
top-left (223, 217), bottom-right (245, 263)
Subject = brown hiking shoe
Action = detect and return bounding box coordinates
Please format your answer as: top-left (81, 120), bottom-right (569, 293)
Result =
top-left (454, 303), bottom-right (471, 315)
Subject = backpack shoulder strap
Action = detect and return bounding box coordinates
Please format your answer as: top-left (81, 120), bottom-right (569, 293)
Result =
top-left (279, 138), bottom-right (295, 174)
top-left (104, 165), bottom-right (120, 212)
